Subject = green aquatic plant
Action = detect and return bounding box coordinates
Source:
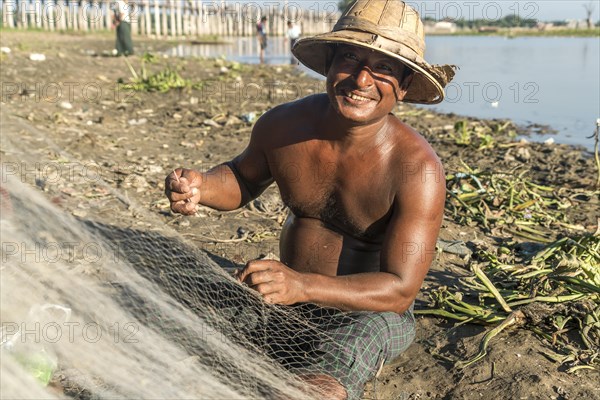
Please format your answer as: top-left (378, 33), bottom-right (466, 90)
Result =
top-left (121, 57), bottom-right (201, 93)
top-left (428, 162), bottom-right (600, 370)
top-left (418, 234), bottom-right (600, 371)
top-left (451, 120), bottom-right (496, 150)
top-left (445, 167), bottom-right (583, 240)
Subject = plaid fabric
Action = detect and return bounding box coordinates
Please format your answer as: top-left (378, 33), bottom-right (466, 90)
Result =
top-left (292, 304), bottom-right (416, 400)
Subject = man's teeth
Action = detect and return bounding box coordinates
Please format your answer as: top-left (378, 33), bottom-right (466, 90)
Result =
top-left (346, 92), bottom-right (370, 101)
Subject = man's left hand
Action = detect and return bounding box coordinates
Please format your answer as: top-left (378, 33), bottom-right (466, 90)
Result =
top-left (237, 260), bottom-right (307, 305)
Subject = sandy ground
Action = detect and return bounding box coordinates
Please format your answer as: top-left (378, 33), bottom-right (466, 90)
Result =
top-left (1, 31), bottom-right (598, 399)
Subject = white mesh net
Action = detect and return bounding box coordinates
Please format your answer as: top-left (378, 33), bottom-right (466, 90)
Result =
top-left (1, 171), bottom-right (323, 399)
top-left (0, 109), bottom-right (395, 400)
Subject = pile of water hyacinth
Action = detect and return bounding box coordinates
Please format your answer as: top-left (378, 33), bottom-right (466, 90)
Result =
top-left (418, 166), bottom-right (599, 371)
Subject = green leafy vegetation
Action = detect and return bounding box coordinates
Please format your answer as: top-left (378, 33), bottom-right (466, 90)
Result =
top-left (449, 120), bottom-right (515, 150)
top-left (451, 15), bottom-right (538, 29)
top-left (337, 0), bottom-right (353, 12)
top-left (419, 234), bottom-right (599, 371)
top-left (121, 54), bottom-right (202, 92)
top-left (445, 167), bottom-right (577, 237)
top-left (421, 158), bottom-right (600, 371)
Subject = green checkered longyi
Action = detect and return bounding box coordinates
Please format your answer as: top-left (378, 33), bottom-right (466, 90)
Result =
top-left (291, 304), bottom-right (416, 400)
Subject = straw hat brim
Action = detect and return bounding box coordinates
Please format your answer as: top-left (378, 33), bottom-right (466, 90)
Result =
top-left (292, 30), bottom-right (456, 105)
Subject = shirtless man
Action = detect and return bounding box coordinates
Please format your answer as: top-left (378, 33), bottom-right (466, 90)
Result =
top-left (165, 1), bottom-right (455, 398)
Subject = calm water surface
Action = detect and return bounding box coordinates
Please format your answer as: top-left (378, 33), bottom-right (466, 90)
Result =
top-left (168, 36), bottom-right (600, 149)
top-left (423, 36), bottom-right (599, 148)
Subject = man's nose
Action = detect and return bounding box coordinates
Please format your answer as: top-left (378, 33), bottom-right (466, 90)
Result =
top-left (354, 65), bottom-right (375, 88)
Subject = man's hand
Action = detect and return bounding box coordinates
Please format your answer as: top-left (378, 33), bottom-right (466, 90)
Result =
top-left (165, 168), bottom-right (202, 215)
top-left (237, 260), bottom-right (307, 305)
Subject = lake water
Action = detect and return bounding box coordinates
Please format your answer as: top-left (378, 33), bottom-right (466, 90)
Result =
top-left (423, 36), bottom-right (599, 149)
top-left (167, 36), bottom-right (600, 149)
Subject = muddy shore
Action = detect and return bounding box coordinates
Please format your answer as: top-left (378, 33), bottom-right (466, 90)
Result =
top-left (1, 31), bottom-right (598, 399)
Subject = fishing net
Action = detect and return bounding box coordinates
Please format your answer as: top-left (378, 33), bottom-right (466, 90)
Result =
top-left (0, 113), bottom-right (387, 399)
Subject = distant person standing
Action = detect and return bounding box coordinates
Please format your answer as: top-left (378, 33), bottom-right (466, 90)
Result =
top-left (286, 21), bottom-right (301, 64)
top-left (256, 16), bottom-right (267, 64)
top-left (112, 0), bottom-right (134, 56)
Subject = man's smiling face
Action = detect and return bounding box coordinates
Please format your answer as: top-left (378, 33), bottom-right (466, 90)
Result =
top-left (326, 44), bottom-right (411, 125)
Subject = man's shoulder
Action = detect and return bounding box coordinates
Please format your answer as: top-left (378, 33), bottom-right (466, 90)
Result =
top-left (250, 94), bottom-right (328, 144)
top-left (260, 94), bottom-right (328, 123)
top-left (385, 114), bottom-right (444, 181)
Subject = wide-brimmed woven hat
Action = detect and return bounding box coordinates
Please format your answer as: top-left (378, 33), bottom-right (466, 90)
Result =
top-left (292, 0), bottom-right (456, 104)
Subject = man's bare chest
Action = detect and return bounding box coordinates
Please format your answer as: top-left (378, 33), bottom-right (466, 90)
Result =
top-left (267, 146), bottom-right (394, 240)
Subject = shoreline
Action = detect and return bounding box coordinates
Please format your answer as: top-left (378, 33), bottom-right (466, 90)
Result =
top-left (1, 30), bottom-right (597, 181)
top-left (1, 30), bottom-right (597, 178)
top-left (2, 26), bottom-right (599, 37)
top-left (427, 28), bottom-right (600, 37)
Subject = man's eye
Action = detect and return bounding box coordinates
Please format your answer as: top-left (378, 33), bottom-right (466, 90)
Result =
top-left (344, 52), bottom-right (359, 61)
top-left (377, 64), bottom-right (393, 73)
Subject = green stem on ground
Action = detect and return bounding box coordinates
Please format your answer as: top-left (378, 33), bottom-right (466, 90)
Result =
top-left (124, 57), bottom-right (139, 81)
top-left (455, 311), bottom-right (525, 369)
top-left (506, 293), bottom-right (589, 307)
top-left (413, 309), bottom-right (470, 321)
top-left (594, 120), bottom-right (600, 188)
top-left (472, 265), bottom-right (513, 313)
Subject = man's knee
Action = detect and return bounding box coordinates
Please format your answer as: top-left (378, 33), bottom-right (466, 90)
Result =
top-left (300, 373), bottom-right (348, 400)
top-left (366, 311), bottom-right (416, 362)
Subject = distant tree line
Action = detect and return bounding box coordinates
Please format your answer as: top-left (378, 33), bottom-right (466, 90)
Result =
top-left (425, 15), bottom-right (538, 29)
top-left (337, 0), bottom-right (599, 28)
top-left (338, 0), bottom-right (353, 12)
top-left (336, 0), bottom-right (536, 27)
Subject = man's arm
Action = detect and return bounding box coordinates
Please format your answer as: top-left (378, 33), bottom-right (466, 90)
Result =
top-left (112, 10), bottom-right (120, 27)
top-left (112, 1), bottom-right (123, 27)
top-left (165, 114), bottom-right (275, 214)
top-left (307, 157), bottom-right (445, 313)
top-left (238, 156), bottom-right (446, 314)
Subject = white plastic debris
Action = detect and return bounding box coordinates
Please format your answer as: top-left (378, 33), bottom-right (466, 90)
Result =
top-left (128, 118), bottom-right (147, 126)
top-left (241, 112), bottom-right (256, 124)
top-left (29, 53), bottom-right (46, 61)
top-left (59, 101), bottom-right (73, 110)
top-left (1, 304), bottom-right (70, 386)
top-left (544, 138), bottom-right (555, 145)
top-left (0, 47), bottom-right (11, 54)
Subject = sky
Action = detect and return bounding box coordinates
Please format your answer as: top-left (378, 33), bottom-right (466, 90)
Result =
top-left (2, 0), bottom-right (595, 24)
top-left (244, 1), bottom-right (600, 22)
top-left (416, 0), bottom-right (600, 22)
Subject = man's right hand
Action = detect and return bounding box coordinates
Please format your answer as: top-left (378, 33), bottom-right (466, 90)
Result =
top-left (165, 168), bottom-right (202, 215)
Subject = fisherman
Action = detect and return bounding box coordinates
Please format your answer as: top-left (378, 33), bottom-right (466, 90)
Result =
top-left (165, 0), bottom-right (455, 398)
top-left (256, 16), bottom-right (268, 64)
top-left (112, 0), bottom-right (134, 56)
